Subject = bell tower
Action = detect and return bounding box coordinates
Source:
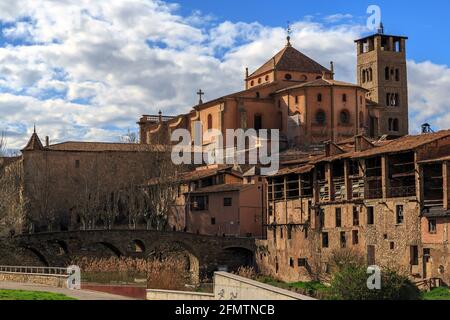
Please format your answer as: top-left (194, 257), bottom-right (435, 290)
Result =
top-left (355, 25), bottom-right (409, 137)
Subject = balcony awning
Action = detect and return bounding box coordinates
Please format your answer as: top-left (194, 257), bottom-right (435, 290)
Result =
top-left (422, 206), bottom-right (450, 218)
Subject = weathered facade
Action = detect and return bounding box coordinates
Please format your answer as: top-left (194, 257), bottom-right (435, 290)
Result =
top-left (20, 132), bottom-right (168, 232)
top-left (257, 131), bottom-right (450, 285)
top-left (139, 29), bottom-right (408, 149)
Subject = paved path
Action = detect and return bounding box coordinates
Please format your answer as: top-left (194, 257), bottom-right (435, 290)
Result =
top-left (0, 281), bottom-right (137, 300)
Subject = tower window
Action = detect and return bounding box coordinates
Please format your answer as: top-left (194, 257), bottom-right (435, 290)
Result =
top-left (393, 119), bottom-right (399, 132)
top-left (284, 73), bottom-right (292, 80)
top-left (207, 114), bottom-right (213, 130)
top-left (315, 110), bottom-right (326, 125)
top-left (396, 205), bottom-right (404, 224)
top-left (250, 80), bottom-right (254, 86)
top-left (342, 94), bottom-right (347, 102)
top-left (254, 114), bottom-right (262, 131)
top-left (340, 110), bottom-right (350, 124)
top-left (385, 67), bottom-right (390, 80)
top-left (362, 70), bottom-right (366, 83)
top-left (395, 69), bottom-right (400, 81)
top-left (265, 75), bottom-right (269, 81)
top-left (258, 78), bottom-right (262, 84)
top-left (317, 93), bottom-right (322, 102)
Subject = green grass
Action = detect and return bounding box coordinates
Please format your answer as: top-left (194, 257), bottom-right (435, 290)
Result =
top-left (0, 289), bottom-right (77, 300)
top-left (256, 276), bottom-right (329, 297)
top-left (422, 287), bottom-right (450, 300)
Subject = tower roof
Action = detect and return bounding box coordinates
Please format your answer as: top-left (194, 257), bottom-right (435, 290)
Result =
top-left (248, 45), bottom-right (331, 78)
top-left (22, 131), bottom-right (44, 151)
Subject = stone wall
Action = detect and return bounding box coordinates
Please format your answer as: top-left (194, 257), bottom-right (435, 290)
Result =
top-left (0, 272), bottom-right (69, 288)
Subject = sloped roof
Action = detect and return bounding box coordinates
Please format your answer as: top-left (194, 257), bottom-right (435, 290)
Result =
top-left (352, 130), bottom-right (450, 158)
top-left (249, 45), bottom-right (330, 78)
top-left (47, 141), bottom-right (167, 152)
top-left (179, 165), bottom-right (242, 182)
top-left (22, 133), bottom-right (44, 151)
top-left (187, 183), bottom-right (249, 194)
top-left (275, 78), bottom-right (363, 94)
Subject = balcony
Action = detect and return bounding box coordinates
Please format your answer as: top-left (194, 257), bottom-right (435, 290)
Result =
top-left (389, 185), bottom-right (416, 198)
top-left (333, 177), bottom-right (346, 201)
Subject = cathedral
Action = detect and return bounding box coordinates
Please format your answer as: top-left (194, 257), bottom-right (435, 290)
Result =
top-left (139, 28), bottom-right (409, 150)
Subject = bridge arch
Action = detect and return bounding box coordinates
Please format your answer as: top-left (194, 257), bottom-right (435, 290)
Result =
top-left (219, 246), bottom-right (255, 272)
top-left (22, 247), bottom-right (49, 267)
top-left (85, 241), bottom-right (123, 257)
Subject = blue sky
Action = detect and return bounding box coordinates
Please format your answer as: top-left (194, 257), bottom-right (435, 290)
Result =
top-left (0, 0), bottom-right (449, 150)
top-left (171, 0), bottom-right (449, 65)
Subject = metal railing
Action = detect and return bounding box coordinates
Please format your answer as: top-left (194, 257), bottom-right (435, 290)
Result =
top-left (0, 265), bottom-right (69, 276)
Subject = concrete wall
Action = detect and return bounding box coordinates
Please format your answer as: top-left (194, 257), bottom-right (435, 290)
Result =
top-left (147, 272), bottom-right (315, 300)
top-left (0, 271), bottom-right (69, 288)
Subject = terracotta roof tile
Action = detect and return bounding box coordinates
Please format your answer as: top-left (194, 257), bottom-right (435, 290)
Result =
top-left (22, 133), bottom-right (44, 151)
top-left (275, 78), bottom-right (363, 94)
top-left (47, 141), bottom-right (167, 152)
top-left (187, 183), bottom-right (248, 194)
top-left (249, 45), bottom-right (330, 78)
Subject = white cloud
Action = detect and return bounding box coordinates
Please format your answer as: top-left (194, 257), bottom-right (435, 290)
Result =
top-left (0, 0), bottom-right (449, 150)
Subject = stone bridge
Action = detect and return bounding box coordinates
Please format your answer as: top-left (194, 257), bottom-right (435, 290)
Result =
top-left (12, 230), bottom-right (256, 282)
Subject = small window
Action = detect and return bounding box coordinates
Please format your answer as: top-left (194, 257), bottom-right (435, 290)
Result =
top-left (258, 78), bottom-right (262, 84)
top-left (352, 230), bottom-right (359, 245)
top-left (207, 114), bottom-right (212, 130)
top-left (428, 219), bottom-right (437, 234)
top-left (254, 114), bottom-right (262, 131)
top-left (223, 197), bottom-right (232, 207)
top-left (393, 119), bottom-right (399, 132)
top-left (353, 207), bottom-right (359, 226)
top-left (265, 75), bottom-right (269, 81)
top-left (385, 66), bottom-right (390, 80)
top-left (395, 69), bottom-right (400, 81)
top-left (250, 80), bottom-right (254, 86)
top-left (192, 196), bottom-right (208, 211)
top-left (256, 91), bottom-right (260, 98)
top-left (75, 160), bottom-right (80, 168)
top-left (315, 110), bottom-right (326, 125)
top-left (317, 93), bottom-right (322, 102)
top-left (284, 73), bottom-right (292, 80)
top-left (295, 96), bottom-right (299, 104)
top-left (367, 207), bottom-right (374, 225)
top-left (335, 208), bottom-right (342, 227)
top-left (298, 258), bottom-right (307, 267)
top-left (280, 228), bottom-right (283, 239)
top-left (396, 205), bottom-right (404, 224)
top-left (322, 232), bottom-right (329, 248)
top-left (390, 242), bottom-right (395, 250)
top-left (211, 217), bottom-right (216, 225)
top-left (342, 94), bottom-right (347, 102)
top-left (340, 231), bottom-right (346, 248)
top-left (289, 257), bottom-right (294, 268)
top-left (287, 226), bottom-right (292, 240)
top-left (410, 246), bottom-right (419, 266)
top-left (340, 110), bottom-right (350, 124)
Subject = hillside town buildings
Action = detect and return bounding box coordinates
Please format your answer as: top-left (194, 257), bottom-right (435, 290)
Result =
top-left (2, 25), bottom-right (449, 286)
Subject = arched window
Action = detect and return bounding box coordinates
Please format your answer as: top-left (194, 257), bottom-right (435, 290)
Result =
top-left (393, 119), bottom-right (399, 132)
top-left (386, 93), bottom-right (391, 106)
top-left (340, 110), bottom-right (350, 124)
top-left (284, 73), bottom-right (292, 80)
top-left (385, 67), bottom-right (390, 80)
top-left (315, 110), bottom-right (326, 125)
top-left (388, 118), bottom-right (393, 131)
top-left (254, 114), bottom-right (262, 131)
top-left (250, 80), bottom-right (254, 86)
top-left (301, 75), bottom-right (308, 81)
top-left (317, 93), bottom-right (322, 102)
top-left (362, 70), bottom-right (366, 83)
top-left (265, 75), bottom-right (269, 81)
top-left (369, 68), bottom-right (373, 81)
top-left (258, 78), bottom-right (262, 84)
top-left (342, 94), bottom-right (347, 102)
top-left (395, 69), bottom-right (400, 81)
top-left (207, 114), bottom-right (212, 130)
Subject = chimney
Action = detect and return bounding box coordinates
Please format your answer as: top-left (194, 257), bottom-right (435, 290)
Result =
top-left (245, 67), bottom-right (249, 79)
top-left (158, 110), bottom-right (162, 123)
top-left (330, 61), bottom-right (334, 79)
top-left (45, 136), bottom-right (49, 147)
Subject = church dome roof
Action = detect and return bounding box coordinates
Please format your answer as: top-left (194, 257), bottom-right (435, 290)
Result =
top-left (248, 44), bottom-right (331, 78)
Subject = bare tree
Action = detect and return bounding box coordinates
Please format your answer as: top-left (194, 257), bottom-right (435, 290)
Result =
top-left (0, 133), bottom-right (27, 235)
top-left (120, 129), bottom-right (139, 144)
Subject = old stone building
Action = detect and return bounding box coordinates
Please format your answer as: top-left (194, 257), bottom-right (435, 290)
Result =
top-left (139, 29), bottom-right (409, 149)
top-left (20, 130), bottom-right (168, 232)
top-left (151, 164), bottom-right (266, 238)
top-left (257, 130), bottom-right (450, 285)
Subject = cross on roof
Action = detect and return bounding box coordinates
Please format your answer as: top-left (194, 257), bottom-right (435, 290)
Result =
top-left (286, 21), bottom-right (292, 46)
top-left (197, 89), bottom-right (204, 105)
